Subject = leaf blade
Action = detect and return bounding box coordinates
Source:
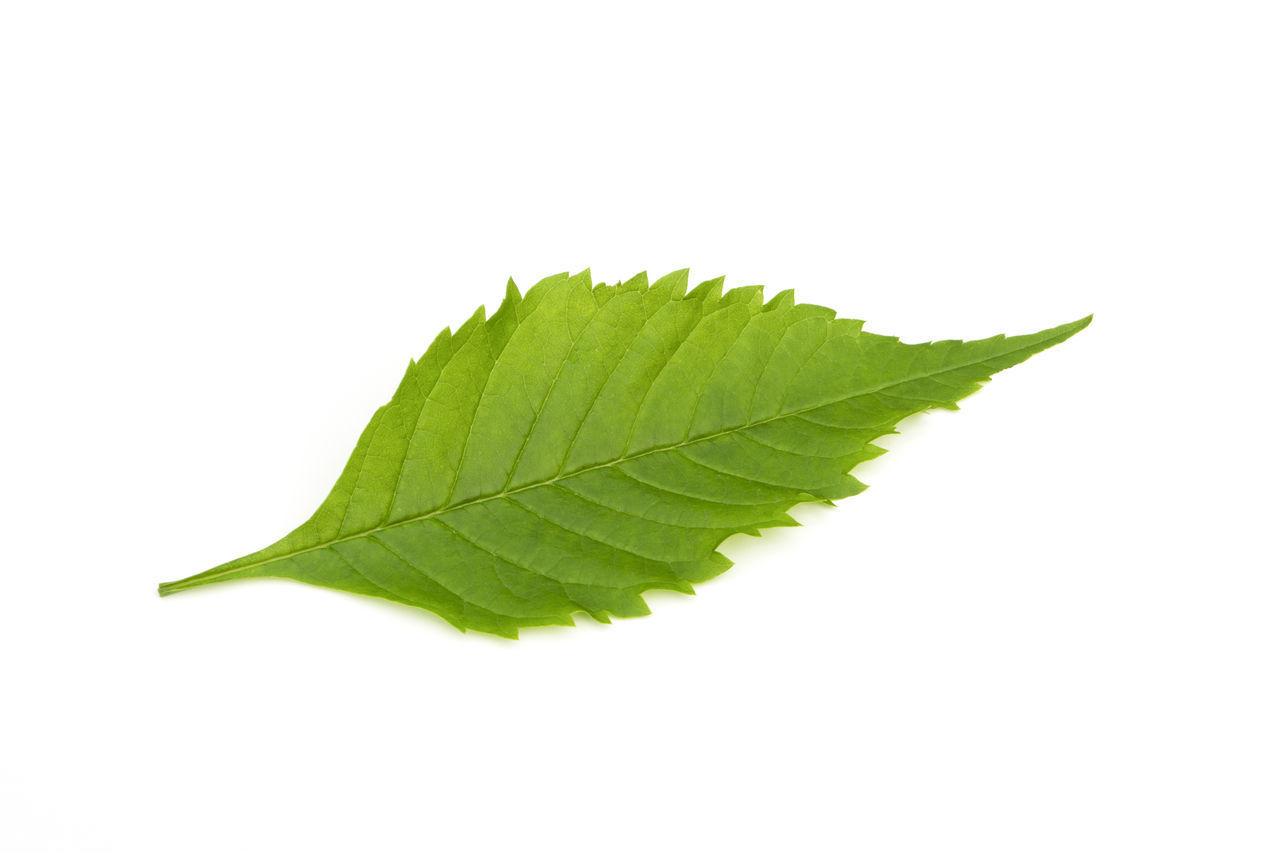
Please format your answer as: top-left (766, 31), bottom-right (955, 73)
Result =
top-left (159, 274), bottom-right (1089, 636)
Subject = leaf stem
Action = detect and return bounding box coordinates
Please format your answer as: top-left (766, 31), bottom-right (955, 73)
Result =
top-left (157, 566), bottom-right (253, 596)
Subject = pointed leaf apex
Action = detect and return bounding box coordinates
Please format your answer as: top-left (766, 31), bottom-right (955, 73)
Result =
top-left (651, 268), bottom-right (691, 297)
top-left (620, 271), bottom-right (650, 292)
top-left (688, 275), bottom-right (726, 301)
top-left (765, 288), bottom-right (796, 310)
top-left (456, 304), bottom-right (486, 336)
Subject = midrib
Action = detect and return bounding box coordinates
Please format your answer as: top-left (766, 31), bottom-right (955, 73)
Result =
top-left (191, 340), bottom-right (1044, 582)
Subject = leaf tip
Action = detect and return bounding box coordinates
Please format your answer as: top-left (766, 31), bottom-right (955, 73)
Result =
top-left (764, 288), bottom-right (796, 310)
top-left (620, 271), bottom-right (649, 292)
top-left (688, 275), bottom-right (726, 302)
top-left (651, 268), bottom-right (691, 297)
top-left (1045, 313), bottom-right (1093, 342)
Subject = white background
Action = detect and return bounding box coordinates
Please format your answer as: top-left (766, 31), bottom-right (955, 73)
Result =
top-left (1, 2), bottom-right (1276, 850)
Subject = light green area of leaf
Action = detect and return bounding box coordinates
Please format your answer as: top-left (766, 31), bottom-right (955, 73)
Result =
top-left (159, 271), bottom-right (1089, 637)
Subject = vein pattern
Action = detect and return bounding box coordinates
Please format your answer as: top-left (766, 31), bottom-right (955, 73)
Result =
top-left (158, 270), bottom-right (1090, 637)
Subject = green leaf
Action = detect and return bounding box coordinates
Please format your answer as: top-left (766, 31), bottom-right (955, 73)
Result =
top-left (159, 270), bottom-right (1090, 637)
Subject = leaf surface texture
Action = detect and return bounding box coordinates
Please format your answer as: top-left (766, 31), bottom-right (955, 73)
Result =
top-left (159, 271), bottom-right (1089, 636)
